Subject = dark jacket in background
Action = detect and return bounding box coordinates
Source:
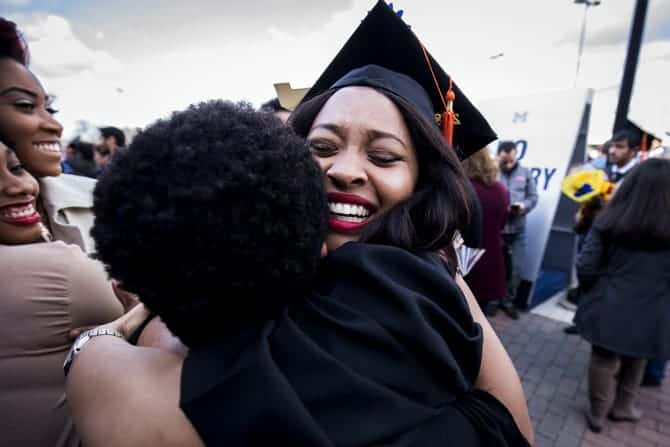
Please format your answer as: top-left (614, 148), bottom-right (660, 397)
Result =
top-left (574, 228), bottom-right (670, 359)
top-left (498, 163), bottom-right (538, 234)
top-left (465, 179), bottom-right (509, 304)
top-left (61, 154), bottom-right (97, 179)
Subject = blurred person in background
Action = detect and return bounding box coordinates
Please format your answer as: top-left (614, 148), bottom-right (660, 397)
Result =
top-left (98, 126), bottom-right (126, 156)
top-left (589, 140), bottom-right (611, 170)
top-left (259, 97), bottom-right (291, 124)
top-left (574, 159), bottom-right (670, 433)
top-left (95, 126), bottom-right (125, 175)
top-left (463, 147), bottom-right (509, 317)
top-left (604, 129), bottom-right (640, 183)
top-left (94, 145), bottom-right (112, 175)
top-left (497, 140), bottom-right (538, 319)
top-left (62, 137), bottom-right (97, 178)
top-left (563, 132), bottom-right (641, 331)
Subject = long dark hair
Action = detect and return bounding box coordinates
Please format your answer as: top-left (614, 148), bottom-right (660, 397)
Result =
top-left (291, 87), bottom-right (471, 254)
top-left (594, 158), bottom-right (670, 249)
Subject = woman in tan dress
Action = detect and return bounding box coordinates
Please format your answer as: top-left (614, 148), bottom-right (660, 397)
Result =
top-left (0, 130), bottom-right (122, 447)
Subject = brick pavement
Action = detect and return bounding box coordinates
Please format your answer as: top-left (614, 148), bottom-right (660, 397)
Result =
top-left (490, 312), bottom-right (670, 447)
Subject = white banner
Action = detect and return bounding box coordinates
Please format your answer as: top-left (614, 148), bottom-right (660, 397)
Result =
top-left (629, 0), bottom-right (670, 142)
top-left (479, 89), bottom-right (590, 282)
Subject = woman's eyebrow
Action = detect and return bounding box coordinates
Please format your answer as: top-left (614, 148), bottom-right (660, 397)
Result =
top-left (0, 86), bottom-right (39, 97)
top-left (367, 129), bottom-right (406, 149)
top-left (311, 123), bottom-right (347, 141)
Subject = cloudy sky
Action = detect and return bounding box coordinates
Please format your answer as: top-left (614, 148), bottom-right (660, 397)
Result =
top-left (3, 0), bottom-right (669, 141)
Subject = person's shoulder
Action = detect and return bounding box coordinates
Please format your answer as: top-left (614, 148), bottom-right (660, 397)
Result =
top-left (40, 174), bottom-right (96, 208)
top-left (0, 241), bottom-right (76, 265)
top-left (327, 242), bottom-right (443, 275)
top-left (516, 164), bottom-right (531, 176)
top-left (322, 243), bottom-right (468, 312)
top-left (27, 240), bottom-right (89, 260)
top-left (41, 173), bottom-right (96, 190)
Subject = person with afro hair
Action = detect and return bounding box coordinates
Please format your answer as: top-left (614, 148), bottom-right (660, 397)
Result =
top-left (65, 100), bottom-right (328, 446)
top-left (92, 100), bottom-right (328, 348)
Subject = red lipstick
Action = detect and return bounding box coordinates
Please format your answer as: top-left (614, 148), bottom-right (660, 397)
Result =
top-left (327, 192), bottom-right (376, 234)
top-left (327, 192), bottom-right (376, 209)
top-left (0, 202), bottom-right (42, 226)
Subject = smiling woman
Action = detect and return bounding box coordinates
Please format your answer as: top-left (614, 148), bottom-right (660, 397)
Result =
top-left (305, 86), bottom-right (419, 251)
top-left (0, 140), bottom-right (43, 244)
top-left (0, 138), bottom-right (123, 447)
top-left (289, 1), bottom-right (533, 444)
top-left (0, 81), bottom-right (62, 177)
top-left (0, 18), bottom-right (98, 252)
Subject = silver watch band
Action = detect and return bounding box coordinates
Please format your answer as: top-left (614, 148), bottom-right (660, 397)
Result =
top-left (64, 327), bottom-right (124, 377)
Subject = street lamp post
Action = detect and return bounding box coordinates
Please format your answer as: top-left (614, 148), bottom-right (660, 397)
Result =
top-left (574, 0), bottom-right (601, 87)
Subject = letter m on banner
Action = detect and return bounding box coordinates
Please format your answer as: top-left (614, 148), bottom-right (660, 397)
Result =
top-left (513, 111), bottom-right (528, 123)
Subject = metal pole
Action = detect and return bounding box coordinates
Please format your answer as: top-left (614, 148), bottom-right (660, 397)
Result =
top-left (575, 4), bottom-right (589, 87)
top-left (613, 0), bottom-right (649, 132)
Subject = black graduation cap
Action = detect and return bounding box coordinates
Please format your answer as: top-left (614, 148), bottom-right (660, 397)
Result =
top-left (617, 119), bottom-right (658, 151)
top-left (301, 0), bottom-right (496, 160)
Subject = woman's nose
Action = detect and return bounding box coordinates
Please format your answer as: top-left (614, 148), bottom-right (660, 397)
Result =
top-left (1, 173), bottom-right (36, 199)
top-left (326, 151), bottom-right (367, 188)
top-left (39, 112), bottom-right (63, 137)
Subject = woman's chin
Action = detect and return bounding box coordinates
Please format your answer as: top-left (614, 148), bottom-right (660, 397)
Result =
top-left (326, 233), bottom-right (359, 252)
top-left (35, 165), bottom-right (63, 178)
top-left (0, 227), bottom-right (43, 245)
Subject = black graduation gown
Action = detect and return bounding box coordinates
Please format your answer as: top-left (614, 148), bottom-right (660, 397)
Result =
top-left (180, 243), bottom-right (529, 446)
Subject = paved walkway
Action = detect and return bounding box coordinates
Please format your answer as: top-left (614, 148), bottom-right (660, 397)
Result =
top-left (490, 308), bottom-right (670, 447)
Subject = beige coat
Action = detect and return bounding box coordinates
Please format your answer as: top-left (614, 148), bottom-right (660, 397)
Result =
top-left (39, 174), bottom-right (96, 253)
top-left (0, 242), bottom-right (123, 447)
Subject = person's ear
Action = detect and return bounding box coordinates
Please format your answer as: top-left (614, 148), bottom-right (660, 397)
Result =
top-left (320, 242), bottom-right (328, 258)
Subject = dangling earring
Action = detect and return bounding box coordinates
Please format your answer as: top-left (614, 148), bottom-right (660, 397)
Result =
top-left (39, 222), bottom-right (53, 242)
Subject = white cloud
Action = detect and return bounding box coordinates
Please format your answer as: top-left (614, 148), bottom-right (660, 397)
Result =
top-left (20, 15), bottom-right (121, 77)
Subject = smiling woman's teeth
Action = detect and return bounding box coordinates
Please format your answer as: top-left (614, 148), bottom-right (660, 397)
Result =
top-left (0, 203), bottom-right (36, 219)
top-left (34, 143), bottom-right (61, 154)
top-left (328, 202), bottom-right (370, 222)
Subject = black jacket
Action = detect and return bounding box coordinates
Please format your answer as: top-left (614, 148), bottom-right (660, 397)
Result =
top-left (180, 243), bottom-right (528, 446)
top-left (574, 228), bottom-right (670, 359)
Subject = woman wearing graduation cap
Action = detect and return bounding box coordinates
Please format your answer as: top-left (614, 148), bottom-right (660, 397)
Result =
top-left (291, 1), bottom-right (532, 441)
top-left (65, 3), bottom-right (532, 446)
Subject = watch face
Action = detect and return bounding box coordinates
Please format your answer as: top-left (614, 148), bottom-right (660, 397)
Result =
top-left (74, 334), bottom-right (91, 352)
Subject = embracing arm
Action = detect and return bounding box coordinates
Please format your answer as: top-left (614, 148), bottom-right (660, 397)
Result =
top-left (65, 307), bottom-right (202, 447)
top-left (456, 274), bottom-right (535, 446)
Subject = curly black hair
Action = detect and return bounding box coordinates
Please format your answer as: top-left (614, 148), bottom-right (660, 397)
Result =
top-left (92, 100), bottom-right (328, 347)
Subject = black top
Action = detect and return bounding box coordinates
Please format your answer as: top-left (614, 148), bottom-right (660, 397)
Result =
top-left (574, 228), bottom-right (670, 359)
top-left (180, 243), bottom-right (528, 446)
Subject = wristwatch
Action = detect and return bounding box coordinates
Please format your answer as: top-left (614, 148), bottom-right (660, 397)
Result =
top-left (64, 327), bottom-right (124, 377)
